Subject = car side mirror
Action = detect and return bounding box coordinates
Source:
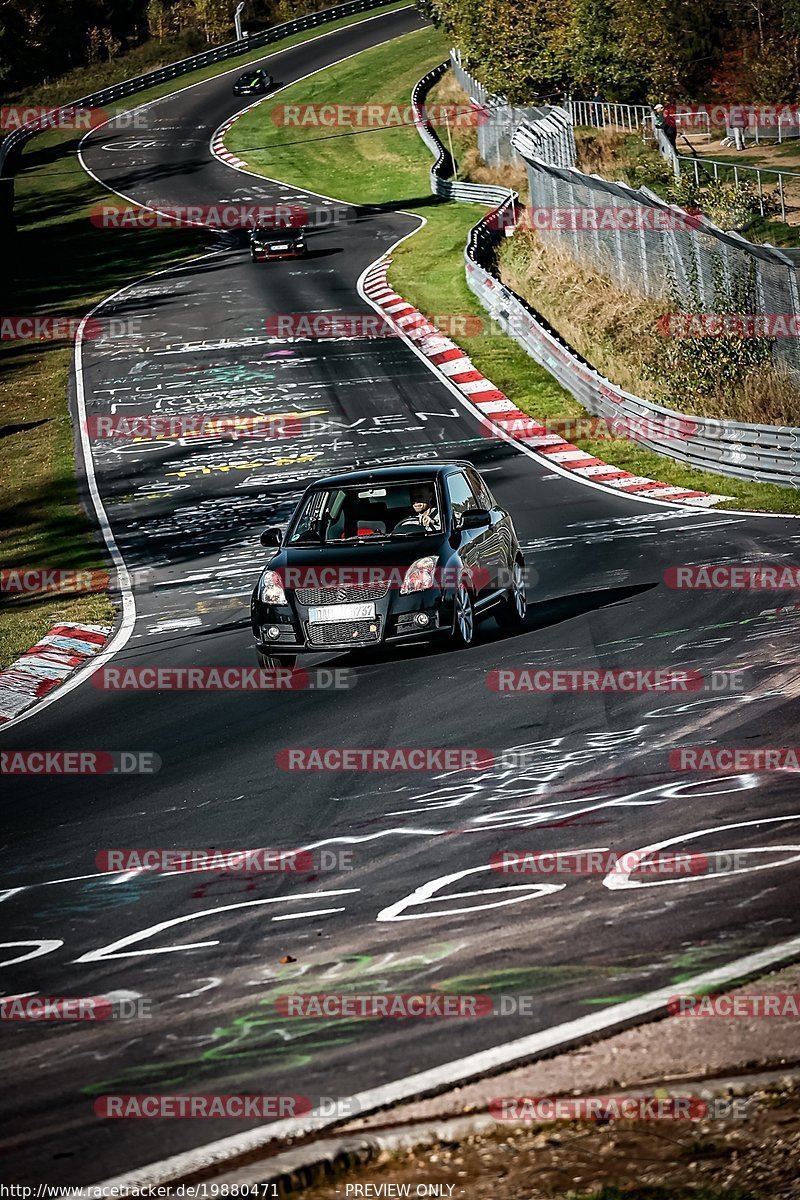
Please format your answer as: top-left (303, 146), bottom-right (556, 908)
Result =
top-left (260, 527), bottom-right (282, 547)
top-left (460, 508), bottom-right (491, 530)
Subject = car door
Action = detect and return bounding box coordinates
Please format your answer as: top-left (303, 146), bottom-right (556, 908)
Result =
top-left (466, 466), bottom-right (509, 591)
top-left (445, 470), bottom-right (493, 601)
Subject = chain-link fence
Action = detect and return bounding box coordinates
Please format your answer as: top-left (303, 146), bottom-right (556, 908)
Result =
top-left (513, 146), bottom-right (800, 372)
top-left (410, 62), bottom-right (800, 488)
top-left (450, 49), bottom-right (575, 169)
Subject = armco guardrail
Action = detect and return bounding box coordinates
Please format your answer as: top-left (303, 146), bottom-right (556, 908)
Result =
top-left (412, 62), bottom-right (800, 488)
top-left (0, 0), bottom-right (396, 177)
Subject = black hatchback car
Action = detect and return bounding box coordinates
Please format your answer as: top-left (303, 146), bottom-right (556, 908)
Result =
top-left (250, 224), bottom-right (307, 261)
top-left (233, 68), bottom-right (272, 96)
top-left (250, 462), bottom-right (526, 667)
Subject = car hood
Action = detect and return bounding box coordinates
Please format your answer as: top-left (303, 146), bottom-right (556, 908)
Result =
top-left (266, 537), bottom-right (446, 576)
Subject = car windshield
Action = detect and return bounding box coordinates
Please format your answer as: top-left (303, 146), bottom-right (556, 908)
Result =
top-left (288, 481), bottom-right (443, 544)
top-left (254, 227), bottom-right (301, 240)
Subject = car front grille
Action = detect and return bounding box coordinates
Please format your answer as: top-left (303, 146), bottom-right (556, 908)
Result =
top-left (295, 585), bottom-right (389, 606)
top-left (306, 618), bottom-right (383, 646)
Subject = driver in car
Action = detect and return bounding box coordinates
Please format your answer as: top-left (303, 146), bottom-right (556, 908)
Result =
top-left (403, 485), bottom-right (441, 532)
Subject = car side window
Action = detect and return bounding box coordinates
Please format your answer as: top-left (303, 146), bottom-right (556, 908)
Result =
top-left (467, 469), bottom-right (494, 510)
top-left (446, 472), bottom-right (480, 522)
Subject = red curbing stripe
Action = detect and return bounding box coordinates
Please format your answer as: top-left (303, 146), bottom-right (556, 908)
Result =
top-left (361, 262), bottom-right (720, 507)
top-left (429, 348), bottom-right (468, 366)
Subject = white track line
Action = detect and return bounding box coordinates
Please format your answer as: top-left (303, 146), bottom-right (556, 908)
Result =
top-left (0, 7), bottom-right (415, 733)
top-left (94, 932), bottom-right (800, 1188)
top-left (0, 250), bottom-right (224, 733)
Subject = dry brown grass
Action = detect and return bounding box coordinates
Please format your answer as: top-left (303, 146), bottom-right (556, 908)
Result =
top-left (499, 229), bottom-right (800, 422)
top-left (500, 229), bottom-right (668, 398)
top-left (574, 128), bottom-right (634, 176)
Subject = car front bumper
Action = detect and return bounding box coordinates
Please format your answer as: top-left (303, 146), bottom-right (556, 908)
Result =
top-left (251, 590), bottom-right (454, 654)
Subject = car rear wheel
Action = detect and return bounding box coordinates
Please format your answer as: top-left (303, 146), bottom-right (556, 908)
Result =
top-left (257, 651), bottom-right (297, 670)
top-left (497, 559), bottom-right (527, 631)
top-left (450, 584), bottom-right (475, 648)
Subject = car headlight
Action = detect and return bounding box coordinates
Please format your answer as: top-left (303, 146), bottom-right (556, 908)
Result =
top-left (258, 569), bottom-right (287, 605)
top-left (400, 557), bottom-right (438, 595)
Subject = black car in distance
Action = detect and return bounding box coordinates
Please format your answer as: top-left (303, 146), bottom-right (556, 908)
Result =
top-left (233, 68), bottom-right (272, 96)
top-left (250, 224), bottom-right (307, 261)
top-left (251, 462), bottom-right (527, 668)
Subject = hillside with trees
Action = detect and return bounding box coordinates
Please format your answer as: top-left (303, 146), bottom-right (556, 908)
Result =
top-left (419, 0), bottom-right (800, 104)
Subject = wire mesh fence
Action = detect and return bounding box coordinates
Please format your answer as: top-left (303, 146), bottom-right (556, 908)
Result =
top-left (411, 62), bottom-right (800, 487)
top-left (513, 148), bottom-right (800, 373)
top-left (449, 49), bottom-right (575, 169)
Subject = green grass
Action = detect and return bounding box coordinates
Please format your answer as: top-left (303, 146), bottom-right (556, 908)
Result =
top-left (226, 30), bottom-right (800, 514)
top-left (0, 1), bottom-right (413, 670)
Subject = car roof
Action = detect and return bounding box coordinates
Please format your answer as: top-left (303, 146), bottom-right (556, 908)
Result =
top-left (310, 462), bottom-right (467, 490)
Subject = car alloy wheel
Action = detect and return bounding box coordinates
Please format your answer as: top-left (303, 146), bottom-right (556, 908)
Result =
top-left (452, 584), bottom-right (475, 647)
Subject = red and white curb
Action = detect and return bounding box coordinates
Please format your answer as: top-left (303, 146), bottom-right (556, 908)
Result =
top-left (0, 624), bottom-right (112, 725)
top-left (211, 118), bottom-right (249, 170)
top-left (362, 259), bottom-right (728, 508)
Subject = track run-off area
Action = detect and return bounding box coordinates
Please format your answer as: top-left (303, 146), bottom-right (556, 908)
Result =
top-left (2, 6), bottom-right (800, 1186)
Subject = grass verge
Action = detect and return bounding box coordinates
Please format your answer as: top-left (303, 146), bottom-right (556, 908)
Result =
top-left (0, 1), bottom-right (413, 670)
top-left (226, 32), bottom-right (800, 513)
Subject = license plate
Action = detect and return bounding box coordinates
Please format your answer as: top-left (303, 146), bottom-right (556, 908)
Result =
top-left (270, 244), bottom-right (289, 251)
top-left (309, 602), bottom-right (375, 623)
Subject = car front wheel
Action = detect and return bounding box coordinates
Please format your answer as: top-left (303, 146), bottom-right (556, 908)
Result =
top-left (450, 584), bottom-right (475, 648)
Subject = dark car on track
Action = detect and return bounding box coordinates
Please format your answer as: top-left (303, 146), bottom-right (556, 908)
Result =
top-left (250, 224), bottom-right (307, 261)
top-left (251, 462), bottom-right (527, 667)
top-left (233, 68), bottom-right (272, 96)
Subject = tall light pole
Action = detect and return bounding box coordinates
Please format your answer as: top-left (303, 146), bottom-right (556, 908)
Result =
top-left (234, 2), bottom-right (246, 41)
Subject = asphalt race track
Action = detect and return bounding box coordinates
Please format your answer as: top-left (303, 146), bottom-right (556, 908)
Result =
top-left (2, 5), bottom-right (800, 1185)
